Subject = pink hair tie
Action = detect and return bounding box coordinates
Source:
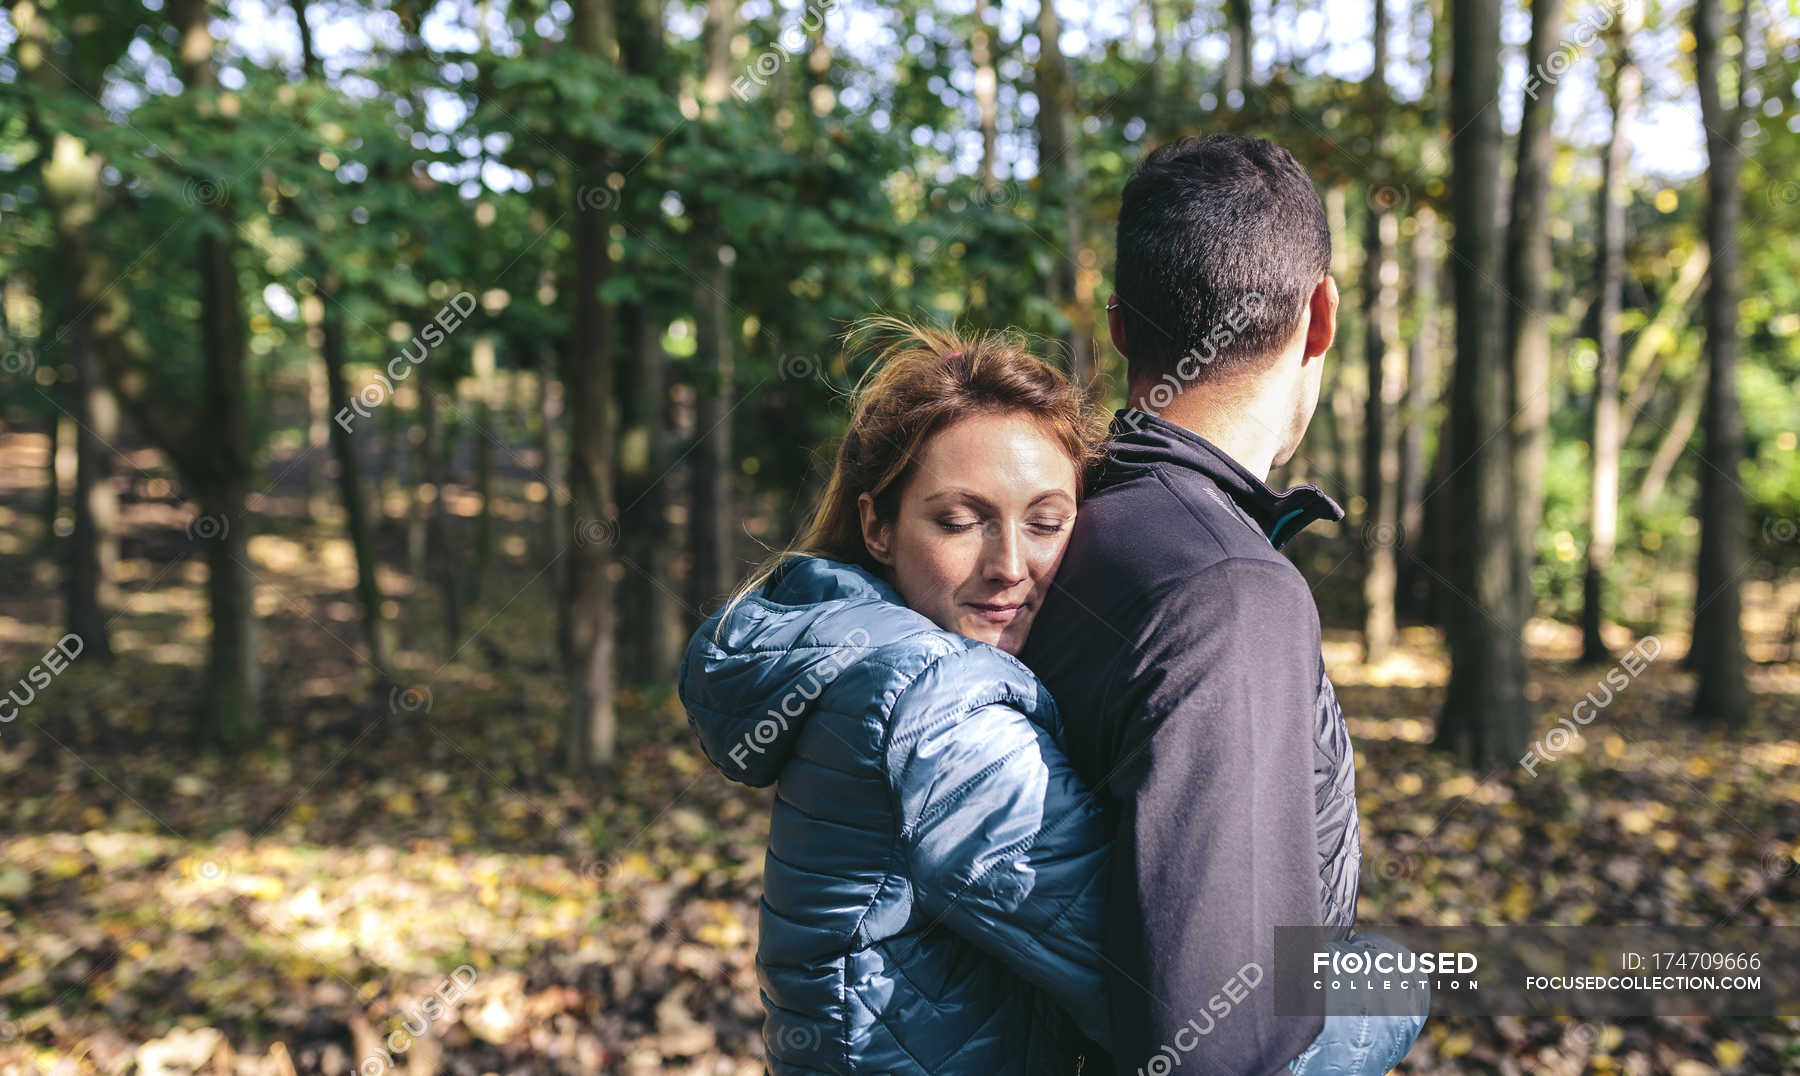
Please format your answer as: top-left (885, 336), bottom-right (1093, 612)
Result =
top-left (943, 351), bottom-right (964, 361)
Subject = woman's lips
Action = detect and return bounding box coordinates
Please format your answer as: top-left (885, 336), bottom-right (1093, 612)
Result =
top-left (968, 601), bottom-right (1027, 625)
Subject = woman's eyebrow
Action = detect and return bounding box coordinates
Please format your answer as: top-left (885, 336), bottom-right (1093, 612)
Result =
top-left (919, 488), bottom-right (1075, 510)
top-left (920, 488), bottom-right (996, 510)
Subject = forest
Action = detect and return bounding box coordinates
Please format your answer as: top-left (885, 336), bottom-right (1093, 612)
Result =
top-left (1, 0), bottom-right (1799, 1070)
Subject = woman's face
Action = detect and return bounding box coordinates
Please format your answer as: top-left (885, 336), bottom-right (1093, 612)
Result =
top-left (859, 411), bottom-right (1078, 655)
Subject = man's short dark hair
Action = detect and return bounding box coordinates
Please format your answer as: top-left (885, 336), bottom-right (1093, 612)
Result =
top-left (1114, 135), bottom-right (1331, 386)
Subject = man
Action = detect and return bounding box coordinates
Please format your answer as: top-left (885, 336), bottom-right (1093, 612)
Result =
top-left (1022, 135), bottom-right (1423, 1074)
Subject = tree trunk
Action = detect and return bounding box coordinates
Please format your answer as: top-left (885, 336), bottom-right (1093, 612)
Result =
top-left (197, 479), bottom-right (261, 745)
top-left (1224, 0), bottom-right (1252, 101)
top-left (1360, 0), bottom-right (1403, 665)
top-left (315, 287), bottom-right (394, 680)
top-left (42, 406), bottom-right (63, 557)
top-left (1034, 0), bottom-right (1091, 387)
top-left (1580, 7), bottom-right (1640, 664)
top-left (193, 209), bottom-right (259, 744)
top-left (617, 305), bottom-right (678, 684)
top-left (563, 0), bottom-right (620, 769)
top-left (1398, 205), bottom-right (1440, 618)
top-left (1504, 0), bottom-right (1566, 629)
top-left (973, 0), bottom-right (999, 191)
top-left (1433, 0), bottom-right (1529, 769)
top-left (689, 0), bottom-right (741, 620)
top-left (1325, 186), bottom-right (1361, 499)
top-left (169, 0), bottom-right (263, 745)
top-left (538, 342), bottom-right (569, 602)
top-left (614, 0), bottom-right (678, 684)
top-left (305, 345), bottom-right (331, 518)
top-left (690, 238), bottom-right (737, 616)
top-left (66, 319), bottom-right (117, 659)
top-left (289, 8), bottom-right (395, 682)
top-left (418, 383), bottom-right (463, 647)
top-left (471, 335), bottom-right (498, 598)
top-left (1689, 0), bottom-right (1750, 725)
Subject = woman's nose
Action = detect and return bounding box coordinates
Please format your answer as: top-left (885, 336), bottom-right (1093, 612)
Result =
top-left (982, 526), bottom-right (1027, 584)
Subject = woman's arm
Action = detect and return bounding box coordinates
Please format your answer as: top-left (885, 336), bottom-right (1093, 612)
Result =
top-left (887, 645), bottom-right (1114, 1049)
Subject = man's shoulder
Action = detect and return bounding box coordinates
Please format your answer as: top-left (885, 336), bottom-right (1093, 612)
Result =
top-left (1062, 467), bottom-right (1301, 594)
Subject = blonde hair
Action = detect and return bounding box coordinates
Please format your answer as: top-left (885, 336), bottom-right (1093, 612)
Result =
top-left (719, 316), bottom-right (1106, 626)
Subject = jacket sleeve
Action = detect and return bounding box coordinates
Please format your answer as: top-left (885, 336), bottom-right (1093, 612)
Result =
top-left (889, 646), bottom-right (1114, 1050)
top-left (1102, 558), bottom-right (1332, 1076)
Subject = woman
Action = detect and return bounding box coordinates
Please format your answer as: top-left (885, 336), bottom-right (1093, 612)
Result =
top-left (681, 319), bottom-right (1110, 1073)
top-left (680, 319), bottom-right (1424, 1074)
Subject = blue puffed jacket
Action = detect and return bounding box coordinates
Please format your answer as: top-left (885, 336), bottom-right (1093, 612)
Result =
top-left (679, 555), bottom-right (1112, 1074)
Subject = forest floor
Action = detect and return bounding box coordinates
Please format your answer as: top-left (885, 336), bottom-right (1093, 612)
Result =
top-left (1, 426), bottom-right (1799, 1074)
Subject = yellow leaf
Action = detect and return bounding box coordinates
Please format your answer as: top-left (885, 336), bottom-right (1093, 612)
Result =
top-left (238, 875), bottom-right (284, 901)
top-left (1440, 1031), bottom-right (1473, 1058)
top-left (1716, 1040), bottom-right (1745, 1068)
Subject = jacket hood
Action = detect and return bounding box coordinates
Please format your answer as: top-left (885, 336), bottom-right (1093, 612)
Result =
top-left (679, 556), bottom-right (929, 787)
top-left (1104, 408), bottom-right (1345, 549)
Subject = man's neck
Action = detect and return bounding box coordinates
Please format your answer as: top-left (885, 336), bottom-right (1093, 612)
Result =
top-left (1131, 379), bottom-right (1288, 482)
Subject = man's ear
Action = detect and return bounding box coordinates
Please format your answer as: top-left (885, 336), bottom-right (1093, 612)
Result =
top-left (1106, 291), bottom-right (1128, 360)
top-left (858, 492), bottom-right (895, 566)
top-left (1302, 274), bottom-right (1339, 363)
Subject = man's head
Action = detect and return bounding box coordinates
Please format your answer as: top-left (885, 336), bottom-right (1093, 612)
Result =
top-left (1110, 135), bottom-right (1337, 467)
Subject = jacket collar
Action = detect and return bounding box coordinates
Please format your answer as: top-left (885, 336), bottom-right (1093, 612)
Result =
top-left (1103, 408), bottom-right (1345, 550)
